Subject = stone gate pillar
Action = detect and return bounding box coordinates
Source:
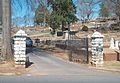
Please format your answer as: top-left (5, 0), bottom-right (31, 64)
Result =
top-left (14, 29), bottom-right (27, 67)
top-left (91, 31), bottom-right (104, 66)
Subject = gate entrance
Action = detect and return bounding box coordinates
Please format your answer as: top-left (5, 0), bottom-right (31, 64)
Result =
top-left (41, 32), bottom-right (90, 64)
top-left (68, 37), bottom-right (89, 63)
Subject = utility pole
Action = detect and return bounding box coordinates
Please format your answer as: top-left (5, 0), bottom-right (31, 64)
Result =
top-left (43, 13), bottom-right (46, 27)
top-left (0, 0), bottom-right (2, 59)
top-left (2, 0), bottom-right (12, 60)
top-left (86, 37), bottom-right (89, 64)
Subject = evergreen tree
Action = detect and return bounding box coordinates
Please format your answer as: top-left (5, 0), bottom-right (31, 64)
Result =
top-left (47, 0), bottom-right (78, 32)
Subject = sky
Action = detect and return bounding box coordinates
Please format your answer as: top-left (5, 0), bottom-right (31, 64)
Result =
top-left (75, 0), bottom-right (100, 20)
top-left (11, 0), bottom-right (100, 27)
top-left (12, 0), bottom-right (35, 26)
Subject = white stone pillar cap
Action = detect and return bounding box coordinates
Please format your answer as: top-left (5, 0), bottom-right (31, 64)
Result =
top-left (15, 29), bottom-right (27, 36)
top-left (91, 31), bottom-right (104, 38)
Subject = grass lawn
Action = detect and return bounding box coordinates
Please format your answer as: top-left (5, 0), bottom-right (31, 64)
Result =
top-left (104, 61), bottom-right (120, 69)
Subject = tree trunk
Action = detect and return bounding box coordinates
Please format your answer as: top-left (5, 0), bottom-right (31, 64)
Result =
top-left (68, 22), bottom-right (70, 31)
top-left (62, 21), bottom-right (65, 31)
top-left (2, 0), bottom-right (12, 60)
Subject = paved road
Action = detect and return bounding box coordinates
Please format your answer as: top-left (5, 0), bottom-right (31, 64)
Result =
top-left (0, 47), bottom-right (120, 83)
top-left (27, 47), bottom-right (110, 76)
top-left (0, 75), bottom-right (120, 83)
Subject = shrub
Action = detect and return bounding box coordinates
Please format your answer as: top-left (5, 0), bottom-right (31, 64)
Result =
top-left (82, 25), bottom-right (88, 31)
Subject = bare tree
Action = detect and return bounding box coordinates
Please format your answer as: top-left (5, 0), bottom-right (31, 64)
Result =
top-left (0, 0), bottom-right (48, 60)
top-left (77, 0), bottom-right (100, 21)
top-left (11, 0), bottom-right (48, 27)
top-left (108, 0), bottom-right (120, 21)
top-left (99, 1), bottom-right (111, 17)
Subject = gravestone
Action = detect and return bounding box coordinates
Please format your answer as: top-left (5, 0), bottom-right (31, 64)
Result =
top-left (63, 31), bottom-right (69, 40)
top-left (115, 40), bottom-right (119, 50)
top-left (14, 30), bottom-right (27, 67)
top-left (91, 31), bottom-right (104, 66)
top-left (109, 38), bottom-right (115, 49)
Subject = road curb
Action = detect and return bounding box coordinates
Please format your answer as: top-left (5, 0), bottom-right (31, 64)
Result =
top-left (0, 73), bottom-right (15, 76)
top-left (89, 66), bottom-right (120, 73)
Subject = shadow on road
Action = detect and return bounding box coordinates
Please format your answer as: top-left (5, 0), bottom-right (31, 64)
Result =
top-left (26, 47), bottom-right (33, 54)
top-left (26, 46), bottom-right (46, 68)
top-left (26, 46), bottom-right (44, 54)
top-left (25, 61), bottom-right (34, 68)
top-left (26, 46), bottom-right (36, 68)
